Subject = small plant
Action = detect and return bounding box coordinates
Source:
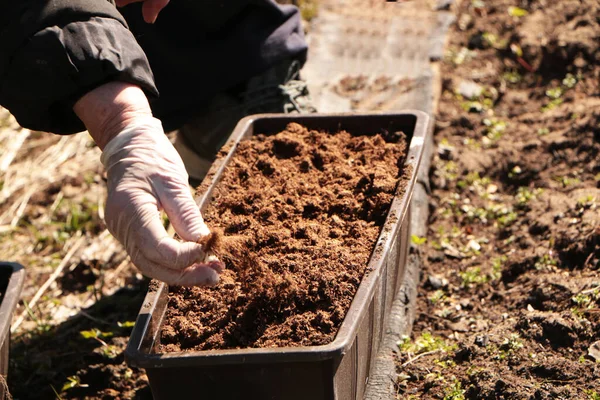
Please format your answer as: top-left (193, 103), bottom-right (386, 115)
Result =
top-left (61, 375), bottom-right (88, 392)
top-left (436, 161), bottom-right (459, 182)
top-left (498, 334), bottom-right (524, 359)
top-left (429, 290), bottom-right (446, 304)
top-left (101, 344), bottom-right (119, 359)
top-left (490, 256), bottom-right (507, 281)
top-left (515, 187), bottom-right (543, 208)
top-left (411, 235), bottom-right (427, 246)
top-left (118, 320), bottom-right (136, 329)
top-left (562, 73), bottom-right (578, 89)
top-left (535, 254), bottom-right (557, 270)
top-left (572, 293), bottom-right (594, 308)
top-left (456, 171), bottom-right (491, 192)
top-left (537, 127), bottom-right (550, 136)
top-left (577, 195), bottom-right (596, 209)
top-left (483, 118), bottom-right (507, 143)
top-left (80, 328), bottom-right (114, 339)
top-left (399, 332), bottom-right (457, 355)
top-left (586, 390), bottom-right (600, 400)
top-left (542, 73), bottom-right (579, 112)
top-left (554, 175), bottom-right (581, 187)
top-left (459, 266), bottom-right (489, 287)
top-left (545, 87), bottom-right (563, 99)
top-left (502, 70), bottom-right (522, 84)
top-left (443, 379), bottom-right (466, 400)
top-left (508, 6), bottom-right (528, 17)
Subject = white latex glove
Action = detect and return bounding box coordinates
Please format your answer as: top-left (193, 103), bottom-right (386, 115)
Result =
top-left (100, 116), bottom-right (223, 286)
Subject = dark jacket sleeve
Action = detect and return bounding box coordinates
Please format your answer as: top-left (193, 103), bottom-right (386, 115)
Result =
top-left (0, 0), bottom-right (159, 134)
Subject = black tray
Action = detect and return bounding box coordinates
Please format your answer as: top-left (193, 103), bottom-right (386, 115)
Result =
top-left (126, 111), bottom-right (429, 400)
top-left (0, 262), bottom-right (25, 399)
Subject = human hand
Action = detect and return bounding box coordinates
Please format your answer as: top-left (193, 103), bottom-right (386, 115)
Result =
top-left (100, 117), bottom-right (224, 286)
top-left (115, 0), bottom-right (170, 24)
top-left (74, 82), bottom-right (223, 286)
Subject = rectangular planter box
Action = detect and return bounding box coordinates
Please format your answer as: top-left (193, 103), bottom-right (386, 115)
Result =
top-left (126, 111), bottom-right (429, 400)
top-left (0, 262), bottom-right (25, 399)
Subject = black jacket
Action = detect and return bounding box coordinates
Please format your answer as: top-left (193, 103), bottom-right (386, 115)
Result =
top-left (0, 0), bottom-right (306, 134)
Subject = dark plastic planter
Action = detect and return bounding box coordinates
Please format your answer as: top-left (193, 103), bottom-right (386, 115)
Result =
top-left (126, 111), bottom-right (430, 400)
top-left (0, 262), bottom-right (25, 398)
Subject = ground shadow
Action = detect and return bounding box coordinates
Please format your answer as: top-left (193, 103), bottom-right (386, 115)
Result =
top-left (8, 281), bottom-right (152, 399)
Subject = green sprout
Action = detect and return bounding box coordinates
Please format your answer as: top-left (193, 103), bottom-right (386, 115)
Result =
top-left (546, 87), bottom-right (563, 99)
top-left (515, 187), bottom-right (543, 208)
top-left (459, 266), bottom-right (489, 287)
top-left (411, 235), bottom-right (427, 246)
top-left (537, 127), bottom-right (550, 136)
top-left (502, 70), bottom-right (522, 84)
top-left (80, 328), bottom-right (114, 340)
top-left (554, 175), bottom-right (581, 187)
top-left (535, 254), bottom-right (557, 270)
top-left (498, 334), bottom-right (524, 359)
top-left (61, 375), bottom-right (88, 392)
top-left (429, 290), bottom-right (446, 304)
top-left (508, 6), bottom-right (528, 17)
top-left (562, 73), bottom-right (578, 89)
top-left (586, 390), bottom-right (600, 400)
top-left (490, 256), bottom-right (507, 281)
top-left (577, 195), bottom-right (596, 209)
top-left (443, 379), bottom-right (466, 400)
top-left (399, 332), bottom-right (457, 354)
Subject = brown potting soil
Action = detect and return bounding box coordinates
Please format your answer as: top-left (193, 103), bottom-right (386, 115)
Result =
top-left (396, 0), bottom-right (600, 398)
top-left (158, 122), bottom-right (409, 351)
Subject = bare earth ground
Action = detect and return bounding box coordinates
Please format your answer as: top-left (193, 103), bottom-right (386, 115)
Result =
top-left (396, 0), bottom-right (600, 398)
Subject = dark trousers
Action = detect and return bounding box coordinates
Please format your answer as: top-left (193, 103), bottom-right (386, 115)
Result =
top-left (119, 0), bottom-right (308, 132)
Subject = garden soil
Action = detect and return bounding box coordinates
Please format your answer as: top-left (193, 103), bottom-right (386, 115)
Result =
top-left (396, 0), bottom-right (600, 398)
top-left (159, 122), bottom-right (409, 351)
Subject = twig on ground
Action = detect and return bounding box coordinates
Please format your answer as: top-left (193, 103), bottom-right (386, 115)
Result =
top-left (0, 129), bottom-right (30, 173)
top-left (401, 349), bottom-right (442, 367)
top-left (10, 186), bottom-right (36, 228)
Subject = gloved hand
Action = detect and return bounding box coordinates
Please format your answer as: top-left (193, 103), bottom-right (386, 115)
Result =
top-left (100, 116), bottom-right (224, 286)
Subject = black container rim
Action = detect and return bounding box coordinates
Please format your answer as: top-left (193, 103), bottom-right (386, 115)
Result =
top-left (126, 110), bottom-right (429, 368)
top-left (0, 262), bottom-right (26, 348)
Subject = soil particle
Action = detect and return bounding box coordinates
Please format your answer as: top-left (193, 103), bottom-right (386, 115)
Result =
top-left (159, 122), bottom-right (408, 351)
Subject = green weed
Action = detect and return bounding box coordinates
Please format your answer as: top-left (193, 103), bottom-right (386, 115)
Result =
top-left (411, 235), bottom-right (427, 246)
top-left (515, 187), bottom-right (543, 209)
top-left (429, 290), bottom-right (446, 304)
top-left (61, 375), bottom-right (88, 392)
top-left (586, 390), bottom-right (600, 400)
top-left (508, 6), bottom-right (528, 17)
top-left (459, 266), bottom-right (490, 287)
top-left (399, 332), bottom-right (457, 355)
top-left (502, 70), bottom-right (522, 84)
top-left (443, 379), bottom-right (466, 400)
top-left (535, 254), bottom-right (557, 270)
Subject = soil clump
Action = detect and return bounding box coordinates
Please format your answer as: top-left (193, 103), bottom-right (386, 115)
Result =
top-left (159, 122), bottom-right (409, 351)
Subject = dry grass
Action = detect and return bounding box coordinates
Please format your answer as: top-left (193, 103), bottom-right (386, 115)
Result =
top-left (0, 107), bottom-right (136, 335)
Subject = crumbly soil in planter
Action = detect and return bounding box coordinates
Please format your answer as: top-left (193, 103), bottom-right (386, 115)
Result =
top-left (159, 122), bottom-right (409, 351)
top-left (396, 0), bottom-right (600, 398)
